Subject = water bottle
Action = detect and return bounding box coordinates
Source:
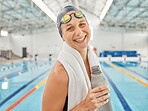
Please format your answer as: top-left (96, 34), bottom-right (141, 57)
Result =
top-left (91, 65), bottom-right (112, 111)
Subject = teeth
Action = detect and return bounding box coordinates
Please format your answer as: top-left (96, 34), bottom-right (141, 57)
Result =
top-left (75, 36), bottom-right (85, 42)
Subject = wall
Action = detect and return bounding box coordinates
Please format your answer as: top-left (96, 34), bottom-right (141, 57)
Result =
top-left (10, 28), bottom-right (62, 58)
top-left (92, 28), bottom-right (148, 57)
top-left (0, 36), bottom-right (11, 50)
top-left (8, 27), bottom-right (148, 58)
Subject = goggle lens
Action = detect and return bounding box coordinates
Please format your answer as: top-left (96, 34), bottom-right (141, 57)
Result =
top-left (61, 11), bottom-right (84, 24)
top-left (75, 11), bottom-right (84, 18)
top-left (61, 15), bottom-right (71, 23)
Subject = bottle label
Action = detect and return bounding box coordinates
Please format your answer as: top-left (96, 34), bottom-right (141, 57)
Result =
top-left (91, 65), bottom-right (102, 75)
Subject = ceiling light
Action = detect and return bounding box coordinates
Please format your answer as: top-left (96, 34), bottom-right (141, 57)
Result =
top-left (100, 0), bottom-right (113, 21)
top-left (1, 30), bottom-right (8, 36)
top-left (32, 0), bottom-right (57, 23)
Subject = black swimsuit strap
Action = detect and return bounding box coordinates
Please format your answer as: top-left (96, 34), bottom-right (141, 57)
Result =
top-left (63, 96), bottom-right (68, 111)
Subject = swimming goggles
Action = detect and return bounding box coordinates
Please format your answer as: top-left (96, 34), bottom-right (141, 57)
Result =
top-left (60, 11), bottom-right (85, 24)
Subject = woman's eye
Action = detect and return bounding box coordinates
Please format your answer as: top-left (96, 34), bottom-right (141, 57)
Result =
top-left (79, 23), bottom-right (85, 27)
top-left (67, 27), bottom-right (72, 31)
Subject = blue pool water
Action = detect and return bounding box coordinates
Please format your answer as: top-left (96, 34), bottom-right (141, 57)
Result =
top-left (101, 61), bottom-right (148, 111)
top-left (0, 61), bottom-right (147, 111)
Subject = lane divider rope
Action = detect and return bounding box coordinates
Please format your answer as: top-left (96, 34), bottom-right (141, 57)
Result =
top-left (0, 68), bottom-right (50, 107)
top-left (114, 62), bottom-right (148, 81)
top-left (0, 62), bottom-right (48, 82)
top-left (105, 61), bottom-right (148, 87)
top-left (5, 78), bottom-right (48, 111)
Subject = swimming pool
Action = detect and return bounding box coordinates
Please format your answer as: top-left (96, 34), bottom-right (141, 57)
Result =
top-left (0, 61), bottom-right (147, 111)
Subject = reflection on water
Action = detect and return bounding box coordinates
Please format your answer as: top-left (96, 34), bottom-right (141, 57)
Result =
top-left (2, 81), bottom-right (8, 89)
top-left (23, 60), bottom-right (28, 71)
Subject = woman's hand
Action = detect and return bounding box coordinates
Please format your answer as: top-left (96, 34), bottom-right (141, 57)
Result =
top-left (71, 85), bottom-right (110, 111)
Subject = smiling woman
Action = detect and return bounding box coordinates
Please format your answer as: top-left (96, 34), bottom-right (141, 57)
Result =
top-left (61, 11), bottom-right (91, 53)
top-left (42, 5), bottom-right (112, 111)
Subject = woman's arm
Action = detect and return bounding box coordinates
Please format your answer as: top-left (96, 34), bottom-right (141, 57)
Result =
top-left (42, 61), bottom-right (110, 111)
top-left (42, 61), bottom-right (68, 111)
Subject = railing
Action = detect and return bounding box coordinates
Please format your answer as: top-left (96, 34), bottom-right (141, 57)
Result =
top-left (0, 50), bottom-right (21, 64)
top-left (0, 50), bottom-right (12, 59)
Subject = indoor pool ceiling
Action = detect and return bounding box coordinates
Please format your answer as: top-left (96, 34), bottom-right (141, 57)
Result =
top-left (0, 0), bottom-right (148, 34)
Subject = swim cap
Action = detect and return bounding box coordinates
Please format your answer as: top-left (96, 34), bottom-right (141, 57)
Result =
top-left (57, 5), bottom-right (80, 37)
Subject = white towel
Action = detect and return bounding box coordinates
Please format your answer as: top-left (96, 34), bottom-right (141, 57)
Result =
top-left (58, 42), bottom-right (112, 111)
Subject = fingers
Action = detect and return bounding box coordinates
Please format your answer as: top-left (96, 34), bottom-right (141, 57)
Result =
top-left (93, 89), bottom-right (110, 98)
top-left (84, 85), bottom-right (110, 110)
top-left (95, 93), bottom-right (110, 108)
top-left (97, 93), bottom-right (110, 103)
top-left (93, 95), bottom-right (110, 109)
top-left (98, 99), bottom-right (109, 107)
top-left (91, 85), bottom-right (109, 93)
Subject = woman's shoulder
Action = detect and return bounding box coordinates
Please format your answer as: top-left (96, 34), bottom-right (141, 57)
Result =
top-left (42, 61), bottom-right (68, 110)
top-left (49, 60), bottom-right (68, 82)
top-left (51, 60), bottom-right (67, 74)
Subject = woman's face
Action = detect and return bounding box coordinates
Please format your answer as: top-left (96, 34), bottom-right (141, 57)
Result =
top-left (61, 11), bottom-right (91, 52)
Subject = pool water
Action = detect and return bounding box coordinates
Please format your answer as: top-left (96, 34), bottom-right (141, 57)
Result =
top-left (0, 61), bottom-right (147, 111)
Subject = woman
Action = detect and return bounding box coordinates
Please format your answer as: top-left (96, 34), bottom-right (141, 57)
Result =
top-left (42, 5), bottom-right (111, 111)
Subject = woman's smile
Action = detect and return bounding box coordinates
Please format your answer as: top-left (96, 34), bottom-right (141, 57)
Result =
top-left (74, 35), bottom-right (87, 43)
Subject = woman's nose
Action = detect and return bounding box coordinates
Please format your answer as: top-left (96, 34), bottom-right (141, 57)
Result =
top-left (75, 27), bottom-right (83, 36)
